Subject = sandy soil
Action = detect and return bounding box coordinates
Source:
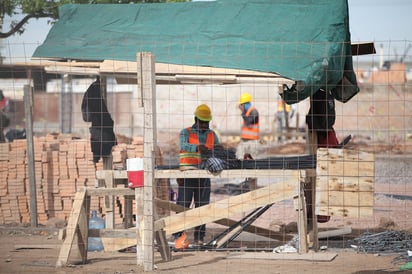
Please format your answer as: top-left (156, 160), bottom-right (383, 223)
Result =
top-left (1, 136), bottom-right (412, 274)
top-left (0, 226), bottom-right (407, 274)
top-left (1, 152), bottom-right (412, 274)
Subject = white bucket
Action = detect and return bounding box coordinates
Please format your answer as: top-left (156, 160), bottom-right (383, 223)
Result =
top-left (126, 158), bottom-right (144, 188)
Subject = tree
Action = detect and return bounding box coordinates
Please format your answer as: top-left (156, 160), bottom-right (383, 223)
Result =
top-left (0, 0), bottom-right (189, 39)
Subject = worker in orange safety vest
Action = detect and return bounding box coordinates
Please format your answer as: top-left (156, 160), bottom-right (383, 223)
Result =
top-left (236, 93), bottom-right (260, 190)
top-left (174, 104), bottom-right (220, 248)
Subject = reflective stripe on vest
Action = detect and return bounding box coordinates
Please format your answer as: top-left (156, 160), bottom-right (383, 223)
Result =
top-left (179, 127), bottom-right (215, 166)
top-left (240, 106), bottom-right (260, 140)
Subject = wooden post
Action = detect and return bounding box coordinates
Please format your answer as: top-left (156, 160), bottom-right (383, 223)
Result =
top-left (98, 76), bottom-right (115, 229)
top-left (305, 96), bottom-right (319, 251)
top-left (124, 195), bottom-right (134, 228)
top-left (138, 52), bottom-right (156, 270)
top-left (24, 84), bottom-right (37, 227)
top-left (103, 158), bottom-right (115, 229)
top-left (297, 181), bottom-right (308, 253)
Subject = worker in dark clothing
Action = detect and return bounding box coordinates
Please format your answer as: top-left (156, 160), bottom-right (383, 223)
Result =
top-left (174, 104), bottom-right (220, 248)
top-left (81, 78), bottom-right (117, 163)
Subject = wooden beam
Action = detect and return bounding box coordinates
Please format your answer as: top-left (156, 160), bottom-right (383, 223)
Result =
top-left (155, 174), bottom-right (300, 235)
top-left (86, 187), bottom-right (134, 196)
top-left (56, 188), bottom-right (87, 267)
top-left (103, 159), bottom-right (115, 229)
top-left (297, 182), bottom-right (308, 253)
top-left (139, 52), bottom-right (157, 270)
top-left (227, 252), bottom-right (338, 261)
top-left (155, 198), bottom-right (293, 242)
top-left (305, 117), bottom-right (318, 251)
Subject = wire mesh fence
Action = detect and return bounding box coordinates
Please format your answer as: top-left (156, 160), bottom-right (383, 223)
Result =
top-left (0, 38), bottom-right (411, 272)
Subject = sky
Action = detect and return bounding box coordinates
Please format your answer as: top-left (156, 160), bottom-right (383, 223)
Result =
top-left (1, 0), bottom-right (411, 64)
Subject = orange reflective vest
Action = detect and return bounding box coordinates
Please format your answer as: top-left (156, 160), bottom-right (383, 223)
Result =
top-left (179, 127), bottom-right (215, 166)
top-left (240, 106), bottom-right (260, 140)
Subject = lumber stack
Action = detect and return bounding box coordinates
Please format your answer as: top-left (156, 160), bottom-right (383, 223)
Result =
top-left (0, 134), bottom-right (170, 225)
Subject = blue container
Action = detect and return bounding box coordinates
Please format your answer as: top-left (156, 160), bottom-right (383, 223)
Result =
top-left (88, 210), bottom-right (105, 251)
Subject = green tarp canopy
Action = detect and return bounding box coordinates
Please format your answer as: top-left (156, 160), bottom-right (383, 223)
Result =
top-left (33, 0), bottom-right (359, 103)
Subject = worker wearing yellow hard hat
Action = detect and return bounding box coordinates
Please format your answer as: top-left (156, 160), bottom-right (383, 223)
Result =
top-left (239, 92), bottom-right (252, 105)
top-left (238, 93), bottom-right (260, 142)
top-left (237, 93), bottom-right (260, 190)
top-left (194, 103), bottom-right (212, 122)
top-left (175, 103), bottom-right (220, 247)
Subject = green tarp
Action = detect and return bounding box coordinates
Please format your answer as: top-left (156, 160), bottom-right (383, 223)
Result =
top-left (33, 0), bottom-right (358, 103)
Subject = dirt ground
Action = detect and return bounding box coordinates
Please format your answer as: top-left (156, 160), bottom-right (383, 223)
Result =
top-left (1, 146), bottom-right (412, 273)
top-left (2, 123), bottom-right (412, 274)
top-left (0, 225), bottom-right (408, 274)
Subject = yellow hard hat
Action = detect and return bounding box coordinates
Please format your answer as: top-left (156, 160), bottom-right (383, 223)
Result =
top-left (239, 93), bottom-right (252, 104)
top-left (194, 104), bottom-right (212, 122)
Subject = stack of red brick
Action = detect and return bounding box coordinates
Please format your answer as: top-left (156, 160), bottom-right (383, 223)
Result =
top-left (0, 134), bottom-right (170, 225)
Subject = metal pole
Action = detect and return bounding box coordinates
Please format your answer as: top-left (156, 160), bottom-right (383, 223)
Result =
top-left (24, 84), bottom-right (37, 227)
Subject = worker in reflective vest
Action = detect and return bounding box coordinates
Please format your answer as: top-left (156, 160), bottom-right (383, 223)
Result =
top-left (236, 93), bottom-right (260, 190)
top-left (239, 93), bottom-right (260, 141)
top-left (276, 98), bottom-right (294, 143)
top-left (175, 104), bottom-right (220, 247)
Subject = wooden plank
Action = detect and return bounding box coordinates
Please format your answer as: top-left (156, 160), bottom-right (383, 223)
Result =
top-left (76, 201), bottom-right (88, 263)
top-left (155, 198), bottom-right (292, 242)
top-left (317, 161), bottom-right (374, 177)
top-left (86, 187), bottom-right (135, 196)
top-left (316, 191), bottom-right (374, 207)
top-left (100, 59), bottom-right (281, 77)
top-left (318, 227), bottom-right (352, 239)
top-left (104, 163), bottom-right (115, 229)
top-left (56, 187), bottom-right (86, 267)
top-left (96, 169), bottom-right (128, 180)
top-left (297, 183), bottom-right (308, 253)
top-left (316, 176), bottom-right (374, 192)
top-left (316, 148), bottom-right (375, 218)
top-left (88, 228), bottom-right (136, 238)
top-left (102, 237), bottom-right (137, 252)
top-left (227, 252), bottom-right (338, 261)
top-left (316, 206), bottom-right (373, 218)
top-left (155, 174), bottom-right (300, 235)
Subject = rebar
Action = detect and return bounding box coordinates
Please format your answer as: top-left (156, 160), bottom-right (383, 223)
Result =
top-left (353, 230), bottom-right (412, 254)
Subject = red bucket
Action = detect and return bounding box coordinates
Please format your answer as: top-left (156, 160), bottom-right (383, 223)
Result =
top-left (126, 158), bottom-right (144, 188)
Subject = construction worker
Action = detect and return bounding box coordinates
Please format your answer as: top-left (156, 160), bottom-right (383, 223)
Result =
top-left (236, 92), bottom-right (260, 190)
top-left (174, 104), bottom-right (220, 247)
top-left (276, 98), bottom-right (294, 143)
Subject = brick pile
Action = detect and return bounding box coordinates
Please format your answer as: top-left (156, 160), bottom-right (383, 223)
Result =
top-left (0, 133), bottom-right (170, 225)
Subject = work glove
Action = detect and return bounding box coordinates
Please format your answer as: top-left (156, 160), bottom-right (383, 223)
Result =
top-left (198, 145), bottom-right (208, 154)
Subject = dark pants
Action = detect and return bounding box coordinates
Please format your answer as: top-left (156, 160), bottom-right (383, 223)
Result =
top-left (174, 178), bottom-right (211, 241)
